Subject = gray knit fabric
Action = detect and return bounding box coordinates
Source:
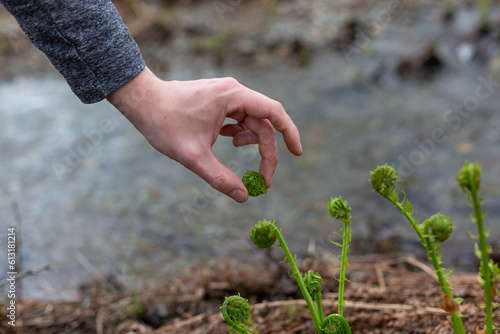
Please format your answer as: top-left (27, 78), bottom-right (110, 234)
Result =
top-left (0, 0), bottom-right (146, 104)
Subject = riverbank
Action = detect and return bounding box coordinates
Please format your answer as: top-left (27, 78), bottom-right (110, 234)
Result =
top-left (2, 253), bottom-right (497, 333)
top-left (0, 2), bottom-right (499, 330)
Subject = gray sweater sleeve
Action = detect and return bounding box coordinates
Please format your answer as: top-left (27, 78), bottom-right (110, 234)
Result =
top-left (0, 0), bottom-right (146, 104)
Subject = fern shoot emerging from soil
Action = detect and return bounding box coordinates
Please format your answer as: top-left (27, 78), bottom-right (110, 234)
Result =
top-left (370, 165), bottom-right (466, 334)
top-left (456, 161), bottom-right (499, 334)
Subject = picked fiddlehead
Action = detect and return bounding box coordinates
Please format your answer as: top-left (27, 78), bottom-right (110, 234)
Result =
top-left (242, 171), bottom-right (269, 197)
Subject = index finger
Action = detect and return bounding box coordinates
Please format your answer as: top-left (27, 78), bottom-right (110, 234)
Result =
top-left (227, 86), bottom-right (302, 156)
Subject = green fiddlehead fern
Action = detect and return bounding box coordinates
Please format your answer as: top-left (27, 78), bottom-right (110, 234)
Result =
top-left (369, 164), bottom-right (399, 203)
top-left (249, 219), bottom-right (323, 333)
top-left (242, 171), bottom-right (269, 197)
top-left (249, 215), bottom-right (356, 333)
top-left (304, 270), bottom-right (324, 319)
top-left (321, 314), bottom-right (352, 334)
top-left (423, 213), bottom-right (454, 243)
top-left (249, 219), bottom-right (277, 249)
top-left (304, 270), bottom-right (323, 298)
top-left (370, 165), bottom-right (466, 334)
top-left (328, 196), bottom-right (351, 221)
top-left (328, 196), bottom-right (352, 317)
top-left (456, 161), bottom-right (499, 334)
top-left (221, 294), bottom-right (254, 334)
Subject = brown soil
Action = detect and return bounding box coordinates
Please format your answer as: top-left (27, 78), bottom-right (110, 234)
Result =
top-left (0, 1), bottom-right (499, 333)
top-left (1, 253), bottom-right (498, 334)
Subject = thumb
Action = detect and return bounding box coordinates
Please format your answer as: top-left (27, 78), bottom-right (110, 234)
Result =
top-left (184, 150), bottom-right (249, 203)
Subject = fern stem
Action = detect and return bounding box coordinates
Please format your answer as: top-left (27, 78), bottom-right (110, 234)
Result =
top-left (337, 220), bottom-right (350, 316)
top-left (316, 293), bottom-right (324, 321)
top-left (478, 0), bottom-right (491, 30)
top-left (273, 228), bottom-right (323, 333)
top-left (395, 201), bottom-right (454, 295)
top-left (393, 202), bottom-right (466, 334)
top-left (468, 164), bottom-right (493, 334)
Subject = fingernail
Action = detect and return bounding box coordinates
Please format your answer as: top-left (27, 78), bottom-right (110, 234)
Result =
top-left (230, 189), bottom-right (248, 203)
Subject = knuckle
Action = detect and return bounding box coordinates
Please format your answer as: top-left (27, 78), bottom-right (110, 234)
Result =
top-left (267, 155), bottom-right (278, 167)
top-left (266, 124), bottom-right (277, 135)
top-left (258, 124), bottom-right (277, 142)
top-left (267, 99), bottom-right (285, 115)
top-left (272, 100), bottom-right (284, 111)
top-left (209, 174), bottom-right (229, 193)
top-left (217, 77), bottom-right (241, 91)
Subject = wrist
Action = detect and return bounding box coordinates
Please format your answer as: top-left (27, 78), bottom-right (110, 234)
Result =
top-left (106, 66), bottom-right (159, 124)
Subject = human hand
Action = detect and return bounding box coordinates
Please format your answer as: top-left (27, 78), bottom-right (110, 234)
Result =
top-left (107, 67), bottom-right (302, 203)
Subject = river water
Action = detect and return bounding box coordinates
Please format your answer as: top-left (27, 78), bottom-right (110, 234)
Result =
top-left (1, 5), bottom-right (500, 301)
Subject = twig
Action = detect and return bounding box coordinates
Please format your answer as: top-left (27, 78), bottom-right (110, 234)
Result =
top-left (306, 237), bottom-right (316, 256)
top-left (402, 256), bottom-right (439, 281)
top-left (375, 264), bottom-right (386, 290)
top-left (96, 308), bottom-right (105, 334)
top-left (157, 313), bottom-right (209, 331)
top-left (0, 263), bottom-right (51, 287)
top-left (74, 250), bottom-right (106, 283)
top-left (252, 297), bottom-right (446, 315)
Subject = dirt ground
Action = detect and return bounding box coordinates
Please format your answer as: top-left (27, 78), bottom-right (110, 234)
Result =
top-left (1, 251), bottom-right (498, 334)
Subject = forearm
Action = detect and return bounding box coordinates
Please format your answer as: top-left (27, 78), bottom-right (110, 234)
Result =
top-left (0, 0), bottom-right (145, 104)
